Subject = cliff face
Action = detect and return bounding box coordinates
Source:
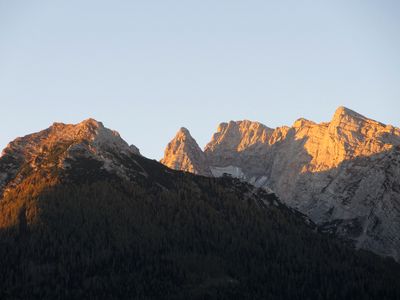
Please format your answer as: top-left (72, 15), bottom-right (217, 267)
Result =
top-left (160, 127), bottom-right (211, 176)
top-left (205, 120), bottom-right (274, 165)
top-left (161, 106), bottom-right (400, 260)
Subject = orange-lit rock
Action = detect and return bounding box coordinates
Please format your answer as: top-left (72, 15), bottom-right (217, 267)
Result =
top-left (161, 127), bottom-right (211, 176)
top-left (162, 106), bottom-right (400, 260)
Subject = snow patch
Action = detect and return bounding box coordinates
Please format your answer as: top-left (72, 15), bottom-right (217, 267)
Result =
top-left (210, 165), bottom-right (246, 179)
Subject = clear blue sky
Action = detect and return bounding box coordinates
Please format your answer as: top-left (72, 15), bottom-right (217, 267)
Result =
top-left (1, 1), bottom-right (399, 159)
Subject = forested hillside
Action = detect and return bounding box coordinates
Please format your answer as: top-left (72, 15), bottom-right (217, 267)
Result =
top-left (0, 157), bottom-right (399, 299)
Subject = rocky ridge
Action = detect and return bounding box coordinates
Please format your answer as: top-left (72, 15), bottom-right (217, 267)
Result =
top-left (0, 118), bottom-right (142, 199)
top-left (161, 106), bottom-right (400, 260)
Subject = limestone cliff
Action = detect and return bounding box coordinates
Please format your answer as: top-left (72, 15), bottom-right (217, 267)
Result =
top-left (162, 106), bottom-right (400, 260)
top-left (160, 127), bottom-right (211, 176)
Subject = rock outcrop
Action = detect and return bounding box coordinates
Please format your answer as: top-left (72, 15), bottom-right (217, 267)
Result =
top-left (160, 127), bottom-right (211, 176)
top-left (162, 106), bottom-right (400, 260)
top-left (0, 118), bottom-right (142, 199)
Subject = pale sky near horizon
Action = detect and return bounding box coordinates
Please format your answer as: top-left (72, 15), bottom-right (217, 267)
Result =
top-left (0, 1), bottom-right (399, 159)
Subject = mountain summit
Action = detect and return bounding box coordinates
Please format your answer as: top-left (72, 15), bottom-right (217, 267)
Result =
top-left (161, 127), bottom-right (211, 176)
top-left (0, 118), bottom-right (141, 207)
top-left (162, 106), bottom-right (400, 260)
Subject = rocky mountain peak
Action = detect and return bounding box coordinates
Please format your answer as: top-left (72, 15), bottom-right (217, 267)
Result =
top-left (332, 106), bottom-right (365, 119)
top-left (205, 120), bottom-right (273, 155)
top-left (0, 119), bottom-right (141, 195)
top-left (326, 106), bottom-right (400, 162)
top-left (161, 107), bottom-right (400, 260)
top-left (80, 117), bottom-right (103, 127)
top-left (161, 127), bottom-right (211, 175)
top-left (171, 127), bottom-right (196, 145)
top-left (178, 126), bottom-right (190, 135)
top-left (22, 118), bottom-right (135, 156)
top-left (292, 118), bottom-right (316, 128)
top-left (329, 106), bottom-right (388, 133)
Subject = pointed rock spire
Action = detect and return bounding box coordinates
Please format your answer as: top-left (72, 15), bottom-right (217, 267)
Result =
top-left (330, 106), bottom-right (371, 126)
top-left (161, 127), bottom-right (211, 176)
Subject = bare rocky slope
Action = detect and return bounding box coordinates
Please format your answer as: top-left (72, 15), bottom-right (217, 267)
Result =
top-left (162, 106), bottom-right (400, 260)
top-left (160, 127), bottom-right (211, 176)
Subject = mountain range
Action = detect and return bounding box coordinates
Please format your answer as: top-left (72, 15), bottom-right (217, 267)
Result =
top-left (161, 106), bottom-right (400, 260)
top-left (1, 112), bottom-right (400, 299)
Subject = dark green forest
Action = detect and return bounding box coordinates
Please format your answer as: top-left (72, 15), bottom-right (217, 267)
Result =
top-left (0, 154), bottom-right (400, 299)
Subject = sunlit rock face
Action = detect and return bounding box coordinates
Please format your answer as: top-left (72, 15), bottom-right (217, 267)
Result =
top-left (0, 119), bottom-right (142, 199)
top-left (161, 127), bottom-right (211, 176)
top-left (162, 106), bottom-right (400, 260)
top-left (205, 120), bottom-right (274, 167)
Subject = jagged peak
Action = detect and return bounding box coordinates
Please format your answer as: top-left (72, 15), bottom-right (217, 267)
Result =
top-left (239, 119), bottom-right (266, 125)
top-left (205, 120), bottom-right (273, 154)
top-left (51, 118), bottom-right (103, 130)
top-left (49, 118), bottom-right (110, 142)
top-left (330, 106), bottom-right (386, 128)
top-left (51, 121), bottom-right (67, 127)
top-left (177, 126), bottom-right (191, 136)
top-left (1, 118), bottom-right (138, 164)
top-left (49, 118), bottom-right (103, 134)
top-left (332, 106), bottom-right (367, 122)
top-left (292, 118), bottom-right (316, 128)
top-left (215, 120), bottom-right (272, 134)
top-left (233, 119), bottom-right (269, 128)
top-left (79, 118), bottom-right (104, 127)
top-left (171, 127), bottom-right (197, 144)
top-left (161, 127), bottom-right (210, 175)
